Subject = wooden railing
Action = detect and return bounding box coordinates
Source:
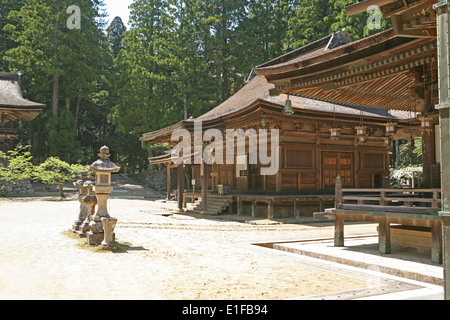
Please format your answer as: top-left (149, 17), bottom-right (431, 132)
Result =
top-left (0, 127), bottom-right (18, 135)
top-left (335, 176), bottom-right (441, 212)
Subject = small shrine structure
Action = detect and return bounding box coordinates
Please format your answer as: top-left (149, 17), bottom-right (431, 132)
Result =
top-left (0, 73), bottom-right (44, 151)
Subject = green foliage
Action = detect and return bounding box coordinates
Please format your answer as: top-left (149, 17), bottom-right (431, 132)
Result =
top-left (391, 165), bottom-right (423, 188)
top-left (35, 157), bottom-right (87, 199)
top-left (1, 0), bottom-right (396, 173)
top-left (396, 139), bottom-right (423, 168)
top-left (0, 145), bottom-right (35, 196)
top-left (3, 0), bottom-right (112, 163)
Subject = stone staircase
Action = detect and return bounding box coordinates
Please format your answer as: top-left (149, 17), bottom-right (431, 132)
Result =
top-left (185, 194), bottom-right (234, 215)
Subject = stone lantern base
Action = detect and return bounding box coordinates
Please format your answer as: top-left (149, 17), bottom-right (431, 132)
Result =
top-left (87, 231), bottom-right (115, 247)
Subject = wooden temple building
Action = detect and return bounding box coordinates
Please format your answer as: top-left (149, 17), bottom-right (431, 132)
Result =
top-left (143, 29), bottom-right (427, 221)
top-left (142, 0), bottom-right (450, 299)
top-left (252, 0), bottom-right (450, 298)
top-left (0, 72), bottom-right (44, 151)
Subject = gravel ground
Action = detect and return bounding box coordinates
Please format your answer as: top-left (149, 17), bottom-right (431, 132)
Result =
top-left (0, 176), bottom-right (379, 300)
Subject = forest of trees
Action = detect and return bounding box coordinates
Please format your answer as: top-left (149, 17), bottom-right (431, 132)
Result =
top-left (0, 0), bottom-right (391, 173)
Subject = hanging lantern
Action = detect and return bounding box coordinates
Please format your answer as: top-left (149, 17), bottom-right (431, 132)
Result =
top-left (355, 125), bottom-right (368, 145)
top-left (385, 121), bottom-right (397, 136)
top-left (283, 95), bottom-right (294, 116)
top-left (329, 127), bottom-right (341, 140)
top-left (261, 118), bottom-right (266, 128)
top-left (355, 125), bottom-right (367, 137)
top-left (408, 135), bottom-right (415, 149)
top-left (383, 136), bottom-right (392, 147)
top-left (418, 114), bottom-right (432, 132)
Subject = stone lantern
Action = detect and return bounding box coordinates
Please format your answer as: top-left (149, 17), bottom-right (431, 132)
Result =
top-left (77, 172), bottom-right (97, 237)
top-left (86, 146), bottom-right (120, 247)
top-left (72, 170), bottom-right (89, 234)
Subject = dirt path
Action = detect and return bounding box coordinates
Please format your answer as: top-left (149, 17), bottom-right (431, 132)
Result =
top-left (0, 175), bottom-right (380, 300)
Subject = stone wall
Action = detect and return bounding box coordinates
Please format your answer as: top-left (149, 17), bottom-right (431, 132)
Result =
top-left (132, 169), bottom-right (177, 192)
top-left (0, 179), bottom-right (34, 197)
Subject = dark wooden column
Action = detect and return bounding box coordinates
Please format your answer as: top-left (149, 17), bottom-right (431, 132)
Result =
top-left (166, 164), bottom-right (171, 200)
top-left (334, 214), bottom-right (344, 247)
top-left (378, 218), bottom-right (391, 254)
top-left (177, 164), bottom-right (185, 212)
top-left (201, 160), bottom-right (208, 212)
top-left (435, 2), bottom-right (450, 299)
top-left (421, 125), bottom-right (436, 189)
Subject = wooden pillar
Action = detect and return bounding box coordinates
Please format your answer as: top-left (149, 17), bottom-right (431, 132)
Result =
top-left (251, 200), bottom-right (257, 218)
top-left (177, 164), bottom-right (184, 212)
top-left (201, 161), bottom-right (208, 212)
top-left (334, 214), bottom-right (344, 247)
top-left (268, 199), bottom-right (274, 219)
top-left (431, 220), bottom-right (443, 265)
top-left (335, 175), bottom-right (342, 208)
top-left (276, 146), bottom-right (282, 193)
top-left (319, 199), bottom-right (325, 213)
top-left (378, 218), bottom-right (391, 254)
top-left (237, 197), bottom-right (242, 216)
top-left (294, 201), bottom-right (300, 219)
top-left (166, 164), bottom-right (171, 200)
top-left (275, 173), bottom-right (282, 193)
top-left (422, 126), bottom-right (436, 189)
top-left (435, 2), bottom-right (450, 299)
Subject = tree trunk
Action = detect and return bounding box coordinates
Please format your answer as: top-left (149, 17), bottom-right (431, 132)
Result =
top-left (52, 5), bottom-right (59, 117)
top-left (52, 74), bottom-right (59, 117)
top-left (74, 97), bottom-right (81, 136)
top-left (58, 184), bottom-right (66, 199)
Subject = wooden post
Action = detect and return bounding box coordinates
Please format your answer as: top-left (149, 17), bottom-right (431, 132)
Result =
top-left (268, 199), bottom-right (274, 219)
top-left (431, 220), bottom-right (443, 265)
top-left (422, 125), bottom-right (436, 189)
top-left (378, 218), bottom-right (391, 254)
top-left (201, 161), bottom-right (208, 212)
top-left (276, 172), bottom-right (282, 193)
top-left (334, 214), bottom-right (344, 247)
top-left (177, 164), bottom-right (184, 212)
top-left (237, 197), bottom-right (242, 216)
top-left (335, 175), bottom-right (342, 208)
top-left (435, 2), bottom-right (450, 299)
top-left (294, 201), bottom-right (300, 219)
top-left (166, 164), bottom-right (171, 200)
top-left (252, 200), bottom-right (257, 218)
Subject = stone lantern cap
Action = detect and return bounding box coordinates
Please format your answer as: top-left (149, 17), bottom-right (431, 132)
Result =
top-left (73, 170), bottom-right (88, 187)
top-left (88, 146), bottom-right (120, 173)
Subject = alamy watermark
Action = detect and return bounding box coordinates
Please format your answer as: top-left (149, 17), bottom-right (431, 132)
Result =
top-left (171, 121), bottom-right (280, 176)
top-left (67, 5), bottom-right (81, 30)
top-left (367, 5), bottom-right (382, 30)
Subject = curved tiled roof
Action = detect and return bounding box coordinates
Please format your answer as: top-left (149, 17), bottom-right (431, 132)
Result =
top-left (196, 75), bottom-right (408, 122)
top-left (0, 73), bottom-right (45, 109)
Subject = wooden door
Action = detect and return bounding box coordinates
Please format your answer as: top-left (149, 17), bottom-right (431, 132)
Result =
top-left (323, 152), bottom-right (353, 189)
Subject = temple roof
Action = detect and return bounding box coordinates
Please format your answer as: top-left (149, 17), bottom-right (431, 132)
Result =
top-left (0, 73), bottom-right (45, 124)
top-left (197, 75), bottom-right (409, 122)
top-left (253, 28), bottom-right (436, 112)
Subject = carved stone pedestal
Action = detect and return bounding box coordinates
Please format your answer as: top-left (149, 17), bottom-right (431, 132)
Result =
top-left (72, 172), bottom-right (89, 233)
top-left (101, 217), bottom-right (118, 250)
top-left (77, 195), bottom-right (97, 238)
